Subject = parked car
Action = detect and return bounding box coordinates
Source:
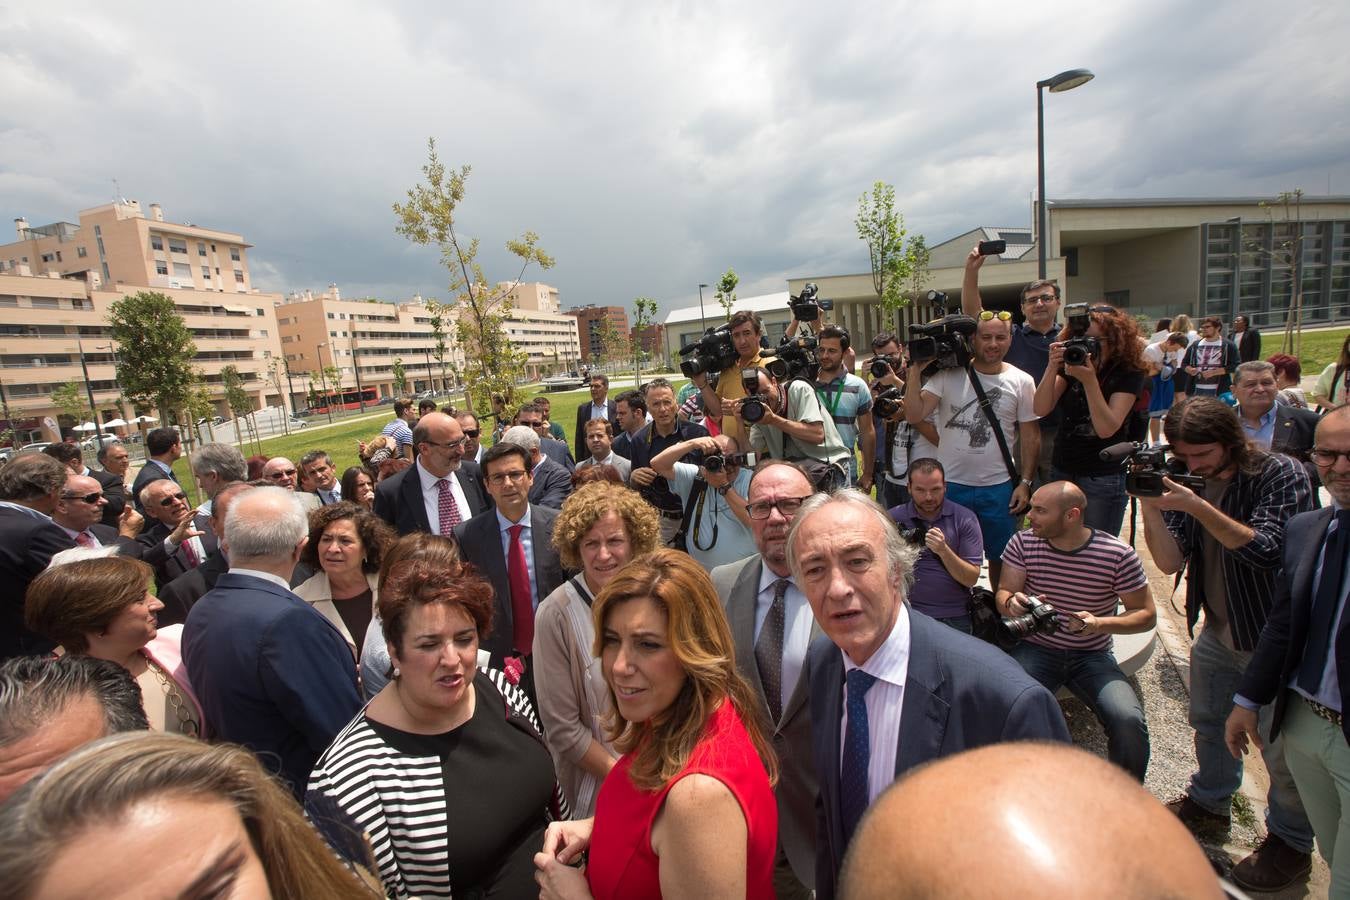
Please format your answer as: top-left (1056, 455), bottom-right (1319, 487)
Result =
top-left (16, 442), bottom-right (54, 456)
top-left (287, 417), bottom-right (309, 429)
top-left (79, 434), bottom-right (123, 452)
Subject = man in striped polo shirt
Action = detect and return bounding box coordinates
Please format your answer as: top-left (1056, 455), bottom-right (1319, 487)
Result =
top-left (996, 481), bottom-right (1156, 781)
top-left (813, 325), bottom-right (875, 490)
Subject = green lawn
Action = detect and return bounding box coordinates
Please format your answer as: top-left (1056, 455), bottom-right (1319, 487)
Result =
top-left (1281, 326), bottom-right (1349, 373)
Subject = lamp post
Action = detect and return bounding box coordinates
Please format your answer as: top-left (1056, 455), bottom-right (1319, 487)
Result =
top-left (698, 283), bottom-right (709, 332)
top-left (76, 339), bottom-right (103, 443)
top-left (315, 343), bottom-right (333, 425)
top-left (348, 331), bottom-right (366, 413)
top-left (1036, 67), bottom-right (1094, 279)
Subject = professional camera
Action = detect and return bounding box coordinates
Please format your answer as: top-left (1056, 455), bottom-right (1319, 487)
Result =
top-left (766, 334), bottom-right (821, 383)
top-left (788, 282), bottom-right (834, 322)
top-left (906, 314), bottom-right (977, 370)
top-left (739, 368), bottom-right (773, 424)
top-left (679, 323), bottom-right (738, 379)
top-left (869, 353), bottom-right (900, 378)
top-left (1061, 302), bottom-right (1101, 367)
top-left (1100, 441), bottom-right (1207, 497)
top-left (968, 587), bottom-right (1063, 650)
top-left (703, 451), bottom-right (757, 473)
top-left (872, 386), bottom-right (903, 419)
top-left (896, 523), bottom-right (928, 547)
top-left (926, 289), bottom-right (951, 308)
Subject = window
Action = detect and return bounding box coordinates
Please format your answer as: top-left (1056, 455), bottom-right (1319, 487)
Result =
top-left (230, 248), bottom-right (241, 262)
top-left (32, 298), bottom-right (58, 310)
top-left (255, 308), bottom-right (263, 316)
top-left (327, 312), bottom-right (335, 319)
top-left (234, 270), bottom-right (245, 284)
top-left (77, 246), bottom-right (87, 258)
top-left (260, 330), bottom-right (268, 337)
top-left (173, 262), bottom-right (192, 278)
top-left (71, 298), bottom-right (88, 310)
top-left (215, 267), bottom-right (220, 275)
top-left (156, 262), bottom-right (169, 276)
top-left (150, 235), bottom-right (164, 251)
top-left (168, 239), bottom-right (188, 254)
top-left (202, 266), bottom-right (211, 280)
top-left (102, 263), bottom-right (110, 281)
top-left (198, 242), bottom-right (207, 257)
top-left (96, 238), bottom-right (105, 256)
top-left (330, 330), bottom-right (337, 337)
top-left (0, 296), bottom-right (16, 307)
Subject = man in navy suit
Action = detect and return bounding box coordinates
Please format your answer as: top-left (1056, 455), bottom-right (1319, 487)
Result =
top-left (574, 374), bottom-right (619, 460)
top-left (0, 455), bottom-right (76, 660)
top-left (500, 425), bottom-right (571, 510)
top-left (788, 489), bottom-right (1069, 899)
top-left (373, 412), bottom-right (490, 536)
top-left (1229, 405), bottom-right (1350, 894)
top-left (183, 486), bottom-right (362, 798)
top-left (129, 426), bottom-right (182, 511)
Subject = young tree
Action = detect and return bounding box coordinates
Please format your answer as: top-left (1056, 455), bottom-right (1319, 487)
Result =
top-left (107, 291), bottom-right (199, 424)
top-left (323, 365), bottom-right (343, 396)
top-left (220, 365), bottom-right (254, 449)
top-left (1246, 189), bottom-right (1308, 356)
top-left (51, 380), bottom-right (91, 428)
top-left (426, 298), bottom-right (453, 392)
top-left (632, 296), bottom-right (658, 386)
top-left (715, 269), bottom-right (739, 321)
top-left (265, 359), bottom-right (291, 435)
top-left (392, 357), bottom-right (408, 396)
top-left (856, 181), bottom-right (931, 324)
top-left (394, 138), bottom-right (553, 418)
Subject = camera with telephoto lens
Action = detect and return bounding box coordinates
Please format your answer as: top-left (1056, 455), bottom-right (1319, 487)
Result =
top-left (679, 323), bottom-right (738, 378)
top-left (1102, 441), bottom-right (1207, 497)
top-left (896, 523), bottom-right (928, 547)
top-left (788, 282), bottom-right (834, 322)
top-left (766, 334), bottom-right (821, 383)
top-left (968, 587), bottom-right (1062, 650)
top-left (869, 354), bottom-right (900, 378)
top-left (739, 367), bottom-right (772, 424)
top-left (1061, 302), bottom-right (1101, 367)
top-left (872, 386), bottom-right (903, 419)
top-left (906, 314), bottom-right (977, 371)
top-left (702, 451), bottom-right (757, 473)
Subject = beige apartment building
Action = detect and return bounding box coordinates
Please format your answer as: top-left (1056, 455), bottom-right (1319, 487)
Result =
top-left (495, 282), bottom-right (582, 379)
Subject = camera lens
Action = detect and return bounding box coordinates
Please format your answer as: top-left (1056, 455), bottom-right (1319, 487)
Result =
top-left (870, 358), bottom-right (891, 378)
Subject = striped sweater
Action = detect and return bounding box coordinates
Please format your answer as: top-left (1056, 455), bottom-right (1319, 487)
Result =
top-left (307, 667), bottom-right (568, 899)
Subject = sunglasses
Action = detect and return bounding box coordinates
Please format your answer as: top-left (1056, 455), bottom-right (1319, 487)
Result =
top-left (61, 491), bottom-right (104, 505)
top-left (978, 310), bottom-right (1012, 322)
top-left (462, 429), bottom-right (481, 438)
top-left (158, 492), bottom-right (188, 507)
top-left (267, 469), bottom-right (297, 479)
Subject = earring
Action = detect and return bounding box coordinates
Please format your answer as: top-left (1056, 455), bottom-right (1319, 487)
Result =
top-left (392, 667), bottom-right (401, 679)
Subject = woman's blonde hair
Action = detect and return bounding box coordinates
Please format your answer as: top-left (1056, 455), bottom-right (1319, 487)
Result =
top-left (552, 481), bottom-right (660, 572)
top-left (0, 731), bottom-right (380, 898)
top-left (591, 548), bottom-right (777, 791)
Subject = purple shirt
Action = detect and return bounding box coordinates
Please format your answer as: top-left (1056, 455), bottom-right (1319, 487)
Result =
top-left (889, 498), bottom-right (983, 618)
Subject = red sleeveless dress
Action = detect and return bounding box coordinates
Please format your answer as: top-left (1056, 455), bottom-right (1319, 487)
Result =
top-left (585, 700), bottom-right (777, 899)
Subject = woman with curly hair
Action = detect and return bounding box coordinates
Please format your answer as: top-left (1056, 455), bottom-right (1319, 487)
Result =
top-left (534, 549), bottom-right (778, 900)
top-left (1033, 303), bottom-right (1148, 535)
top-left (293, 502), bottom-right (396, 656)
top-left (533, 481), bottom-right (661, 816)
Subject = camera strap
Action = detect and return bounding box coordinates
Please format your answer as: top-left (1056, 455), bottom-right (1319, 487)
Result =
top-left (964, 365), bottom-right (1020, 483)
top-left (671, 478), bottom-right (707, 550)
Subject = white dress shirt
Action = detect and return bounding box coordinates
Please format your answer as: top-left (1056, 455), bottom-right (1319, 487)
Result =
top-left (840, 603), bottom-right (911, 806)
top-left (317, 483), bottom-right (343, 505)
top-left (227, 567), bottom-right (293, 592)
top-left (589, 402), bottom-right (609, 421)
top-left (753, 566), bottom-right (813, 715)
top-left (415, 459), bottom-right (470, 535)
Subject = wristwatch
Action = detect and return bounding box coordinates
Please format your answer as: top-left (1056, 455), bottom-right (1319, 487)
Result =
top-left (716, 484), bottom-right (731, 496)
top-left (1020, 478), bottom-right (1033, 488)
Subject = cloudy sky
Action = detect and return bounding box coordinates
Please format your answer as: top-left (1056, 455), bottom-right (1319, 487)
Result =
top-left (3, 1), bottom-right (1348, 319)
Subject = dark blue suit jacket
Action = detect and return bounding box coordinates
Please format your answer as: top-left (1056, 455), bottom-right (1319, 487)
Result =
top-left (182, 572), bottom-right (362, 797)
top-left (372, 459), bottom-right (490, 536)
top-left (0, 507), bottom-right (74, 660)
top-left (809, 609), bottom-right (1070, 899)
top-left (1239, 507), bottom-right (1345, 742)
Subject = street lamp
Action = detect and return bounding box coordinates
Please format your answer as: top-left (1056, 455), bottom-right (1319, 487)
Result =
top-left (76, 339), bottom-right (103, 443)
top-left (348, 331), bottom-right (366, 413)
top-left (698, 283), bottom-right (709, 332)
top-left (315, 342), bottom-right (334, 425)
top-left (1036, 67), bottom-right (1094, 279)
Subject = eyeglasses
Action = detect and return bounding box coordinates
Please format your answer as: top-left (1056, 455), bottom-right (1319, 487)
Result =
top-left (61, 491), bottom-right (104, 504)
top-left (462, 429), bottom-right (481, 438)
top-left (1311, 448), bottom-right (1350, 466)
top-left (978, 310), bottom-right (1012, 322)
top-left (267, 468), bottom-right (297, 479)
top-left (158, 492), bottom-right (188, 507)
top-left (423, 437), bottom-right (467, 450)
top-left (746, 495), bottom-right (813, 520)
top-left (487, 470), bottom-right (529, 486)
top-left (1023, 293), bottom-right (1057, 305)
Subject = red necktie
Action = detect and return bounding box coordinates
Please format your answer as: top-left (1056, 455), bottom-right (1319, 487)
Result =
top-left (437, 479), bottom-right (462, 535)
top-left (507, 524), bottom-right (533, 654)
top-left (75, 531), bottom-right (96, 549)
top-left (183, 539), bottom-right (200, 567)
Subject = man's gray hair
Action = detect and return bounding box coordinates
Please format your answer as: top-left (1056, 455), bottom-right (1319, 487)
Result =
top-left (0, 455), bottom-right (68, 503)
top-left (785, 488), bottom-right (919, 598)
top-left (192, 442), bottom-right (247, 484)
top-left (1234, 360), bottom-right (1276, 387)
top-left (500, 425), bottom-right (541, 453)
top-left (0, 656), bottom-right (148, 749)
top-left (139, 477), bottom-right (179, 508)
top-left (223, 485), bottom-right (307, 561)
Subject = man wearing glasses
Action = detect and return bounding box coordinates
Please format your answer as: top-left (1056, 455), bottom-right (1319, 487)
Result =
top-left (374, 412), bottom-right (489, 536)
top-left (135, 477), bottom-right (215, 589)
top-left (455, 411), bottom-right (486, 464)
top-left (962, 245), bottom-right (1062, 484)
top-left (260, 457), bottom-right (320, 512)
top-left (710, 461), bottom-right (820, 899)
top-left (52, 472), bottom-right (140, 550)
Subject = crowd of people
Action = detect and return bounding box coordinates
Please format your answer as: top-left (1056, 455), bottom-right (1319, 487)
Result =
top-left (0, 259), bottom-right (1348, 898)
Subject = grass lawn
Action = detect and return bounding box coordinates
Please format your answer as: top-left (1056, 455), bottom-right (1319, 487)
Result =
top-left (1281, 325), bottom-right (1348, 373)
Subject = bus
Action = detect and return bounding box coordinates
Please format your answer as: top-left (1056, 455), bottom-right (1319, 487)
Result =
top-left (312, 387), bottom-right (378, 413)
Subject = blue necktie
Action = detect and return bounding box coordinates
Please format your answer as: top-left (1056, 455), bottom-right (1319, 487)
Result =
top-left (1299, 510), bottom-right (1350, 694)
top-left (841, 668), bottom-right (877, 842)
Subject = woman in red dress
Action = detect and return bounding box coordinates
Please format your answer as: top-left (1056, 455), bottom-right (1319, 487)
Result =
top-left (535, 548), bottom-right (779, 900)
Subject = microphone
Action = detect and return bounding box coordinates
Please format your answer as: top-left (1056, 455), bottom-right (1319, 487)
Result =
top-left (1098, 441), bottom-right (1142, 464)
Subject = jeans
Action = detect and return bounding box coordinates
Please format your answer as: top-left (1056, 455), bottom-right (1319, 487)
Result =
top-left (1051, 467), bottom-right (1128, 538)
top-left (1010, 641), bottom-right (1150, 781)
top-left (1187, 627), bottom-right (1314, 851)
top-left (945, 480), bottom-right (1018, 561)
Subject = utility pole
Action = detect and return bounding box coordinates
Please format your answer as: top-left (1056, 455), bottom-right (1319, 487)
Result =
top-left (349, 331), bottom-right (366, 412)
top-left (315, 343), bottom-right (334, 425)
top-left (76, 339), bottom-right (103, 443)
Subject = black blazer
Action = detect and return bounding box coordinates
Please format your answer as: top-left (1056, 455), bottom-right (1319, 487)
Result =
top-left (1271, 404), bottom-right (1323, 498)
top-left (130, 460), bottom-right (176, 511)
top-left (453, 504), bottom-right (568, 665)
top-left (1239, 508), bottom-right (1345, 742)
top-left (527, 457), bottom-right (572, 510)
top-left (1237, 328), bottom-right (1262, 363)
top-left (157, 550), bottom-right (230, 627)
top-left (574, 400), bottom-right (618, 459)
top-left (135, 512), bottom-right (218, 589)
top-left (0, 507), bottom-right (75, 660)
top-left (808, 610), bottom-right (1071, 899)
top-left (540, 437), bottom-right (575, 472)
top-left (372, 460), bottom-right (491, 536)
top-left (92, 467), bottom-right (127, 528)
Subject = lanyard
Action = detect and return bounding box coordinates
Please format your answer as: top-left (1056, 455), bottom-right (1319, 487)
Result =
top-left (815, 377), bottom-right (845, 418)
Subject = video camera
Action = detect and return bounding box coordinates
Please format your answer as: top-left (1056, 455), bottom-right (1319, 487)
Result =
top-left (679, 323), bottom-right (738, 379)
top-left (703, 451), bottom-right (757, 473)
top-left (968, 587), bottom-right (1062, 650)
top-left (762, 334), bottom-right (821, 384)
top-left (1100, 441), bottom-right (1207, 497)
top-left (906, 314), bottom-right (977, 370)
top-left (788, 282), bottom-right (833, 323)
top-left (1061, 303), bottom-right (1102, 367)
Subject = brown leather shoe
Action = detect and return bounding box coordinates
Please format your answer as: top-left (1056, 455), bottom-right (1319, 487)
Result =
top-left (1230, 833), bottom-right (1312, 892)
top-left (1165, 794), bottom-right (1231, 838)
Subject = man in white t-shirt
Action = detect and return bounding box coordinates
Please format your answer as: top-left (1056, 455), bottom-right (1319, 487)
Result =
top-left (904, 313), bottom-right (1039, 587)
top-left (1181, 316), bottom-right (1238, 397)
top-left (1144, 331), bottom-right (1190, 444)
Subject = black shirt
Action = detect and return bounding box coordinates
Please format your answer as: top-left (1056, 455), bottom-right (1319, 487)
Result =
top-left (1006, 322), bottom-right (1062, 428)
top-left (627, 421), bottom-right (709, 513)
top-left (1051, 365), bottom-right (1147, 475)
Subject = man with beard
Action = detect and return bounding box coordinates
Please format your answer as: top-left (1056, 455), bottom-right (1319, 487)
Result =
top-left (812, 326), bottom-right (875, 490)
top-left (886, 458), bottom-right (982, 632)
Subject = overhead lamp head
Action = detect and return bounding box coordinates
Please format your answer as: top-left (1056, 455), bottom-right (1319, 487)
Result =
top-left (1042, 68), bottom-right (1094, 92)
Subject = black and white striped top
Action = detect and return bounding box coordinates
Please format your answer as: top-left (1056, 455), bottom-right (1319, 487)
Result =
top-left (307, 667), bottom-right (568, 899)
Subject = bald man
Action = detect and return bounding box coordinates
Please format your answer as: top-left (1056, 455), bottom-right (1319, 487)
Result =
top-left (840, 742), bottom-right (1223, 900)
top-left (996, 481), bottom-right (1156, 781)
top-left (260, 457), bottom-right (321, 512)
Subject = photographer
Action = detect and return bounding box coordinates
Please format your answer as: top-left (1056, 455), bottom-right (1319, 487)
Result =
top-left (692, 310), bottom-right (769, 451)
top-left (736, 366), bottom-right (850, 491)
top-left (867, 332), bottom-right (907, 505)
top-left (812, 325), bottom-right (875, 490)
top-left (627, 378), bottom-right (709, 545)
top-left (904, 311), bottom-right (1039, 589)
top-left (1033, 303), bottom-right (1148, 537)
top-left (888, 458), bottom-right (983, 632)
top-left (649, 433), bottom-right (755, 571)
top-left (1138, 398), bottom-right (1316, 886)
top-left (997, 481), bottom-right (1155, 781)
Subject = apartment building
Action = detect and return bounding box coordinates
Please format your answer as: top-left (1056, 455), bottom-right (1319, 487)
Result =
top-left (566, 304), bottom-right (630, 362)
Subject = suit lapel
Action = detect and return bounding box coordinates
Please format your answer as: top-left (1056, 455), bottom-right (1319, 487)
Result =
top-left (400, 467), bottom-right (431, 532)
top-left (781, 612), bottom-right (823, 728)
top-left (895, 613), bottom-right (951, 776)
top-left (1294, 509), bottom-right (1334, 603)
top-left (731, 558), bottom-right (766, 701)
top-left (813, 642), bottom-right (845, 871)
